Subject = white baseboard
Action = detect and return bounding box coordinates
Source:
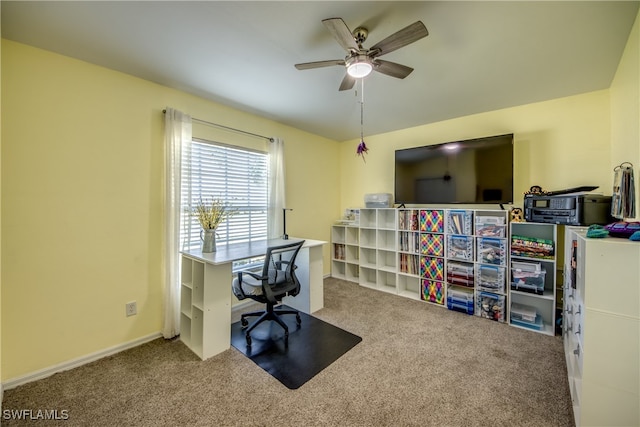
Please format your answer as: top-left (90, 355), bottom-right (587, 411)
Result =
top-left (2, 332), bottom-right (162, 391)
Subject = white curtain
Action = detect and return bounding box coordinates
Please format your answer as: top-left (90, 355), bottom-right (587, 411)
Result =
top-left (268, 138), bottom-right (286, 239)
top-left (163, 108), bottom-right (192, 339)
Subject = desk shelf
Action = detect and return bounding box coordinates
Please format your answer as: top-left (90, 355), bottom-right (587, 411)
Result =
top-left (179, 254), bottom-right (233, 360)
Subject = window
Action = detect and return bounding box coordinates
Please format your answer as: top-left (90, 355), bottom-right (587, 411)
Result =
top-left (180, 138), bottom-right (269, 251)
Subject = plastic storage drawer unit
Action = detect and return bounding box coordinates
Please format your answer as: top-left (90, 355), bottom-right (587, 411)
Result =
top-left (476, 291), bottom-right (505, 322)
top-left (477, 237), bottom-right (507, 266)
top-left (476, 265), bottom-right (505, 293)
top-left (475, 216), bottom-right (506, 237)
top-left (446, 261), bottom-right (474, 288)
top-left (511, 268), bottom-right (546, 295)
top-left (447, 210), bottom-right (473, 235)
top-left (447, 288), bottom-right (474, 314)
top-left (510, 303), bottom-right (543, 330)
top-left (447, 235), bottom-right (474, 261)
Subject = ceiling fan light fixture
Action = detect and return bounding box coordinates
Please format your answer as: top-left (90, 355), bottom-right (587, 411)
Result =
top-left (346, 55), bottom-right (373, 78)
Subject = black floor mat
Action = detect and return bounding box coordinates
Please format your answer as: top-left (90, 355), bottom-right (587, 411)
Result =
top-left (231, 306), bottom-right (362, 389)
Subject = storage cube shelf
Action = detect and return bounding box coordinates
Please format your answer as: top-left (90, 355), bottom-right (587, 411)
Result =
top-left (399, 253), bottom-right (420, 276)
top-left (508, 222), bottom-right (557, 336)
top-left (330, 224), bottom-right (360, 282)
top-left (397, 274), bottom-right (421, 300)
top-left (399, 231), bottom-right (421, 253)
top-left (398, 209), bottom-right (421, 231)
top-left (511, 265), bottom-right (546, 295)
top-left (331, 208), bottom-right (558, 334)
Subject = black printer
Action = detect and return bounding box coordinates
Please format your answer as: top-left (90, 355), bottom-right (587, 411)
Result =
top-left (524, 194), bottom-right (612, 226)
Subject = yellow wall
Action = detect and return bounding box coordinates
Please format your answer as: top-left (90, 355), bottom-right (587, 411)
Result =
top-left (0, 40), bottom-right (339, 380)
top-left (339, 90), bottom-right (612, 211)
top-left (0, 14), bottom-right (3, 398)
top-left (2, 7), bottom-right (639, 384)
top-left (611, 9), bottom-right (640, 220)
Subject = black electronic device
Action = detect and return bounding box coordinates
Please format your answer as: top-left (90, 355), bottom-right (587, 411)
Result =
top-left (524, 194), bottom-right (612, 225)
top-left (394, 133), bottom-right (514, 205)
top-left (544, 185), bottom-right (599, 196)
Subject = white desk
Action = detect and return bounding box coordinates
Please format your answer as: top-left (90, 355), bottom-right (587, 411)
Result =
top-left (179, 237), bottom-right (326, 360)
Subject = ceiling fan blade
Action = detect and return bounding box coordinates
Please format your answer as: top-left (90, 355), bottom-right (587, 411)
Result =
top-left (339, 73), bottom-right (356, 91)
top-left (369, 21), bottom-right (428, 57)
top-left (322, 18), bottom-right (359, 52)
top-left (374, 59), bottom-right (414, 79)
top-left (295, 59), bottom-right (345, 70)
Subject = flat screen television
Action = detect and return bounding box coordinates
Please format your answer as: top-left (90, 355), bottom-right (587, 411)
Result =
top-left (394, 133), bottom-right (514, 205)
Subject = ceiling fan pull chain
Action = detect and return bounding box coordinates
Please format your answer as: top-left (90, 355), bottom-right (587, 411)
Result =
top-left (360, 79), bottom-right (365, 141)
top-left (356, 78), bottom-right (369, 162)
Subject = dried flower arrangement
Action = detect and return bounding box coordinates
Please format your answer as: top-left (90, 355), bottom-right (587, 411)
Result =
top-left (191, 197), bottom-right (235, 230)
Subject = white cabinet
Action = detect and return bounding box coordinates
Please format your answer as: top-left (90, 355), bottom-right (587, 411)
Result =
top-left (563, 227), bottom-right (640, 427)
top-left (508, 222), bottom-right (557, 335)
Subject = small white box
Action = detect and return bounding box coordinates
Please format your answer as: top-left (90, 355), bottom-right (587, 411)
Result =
top-left (364, 193), bottom-right (393, 208)
top-left (511, 303), bottom-right (538, 323)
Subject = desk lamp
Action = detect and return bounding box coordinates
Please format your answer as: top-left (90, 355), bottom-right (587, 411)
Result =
top-left (283, 208), bottom-right (293, 239)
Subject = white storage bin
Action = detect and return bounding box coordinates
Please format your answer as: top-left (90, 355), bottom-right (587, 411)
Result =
top-left (364, 193), bottom-right (393, 208)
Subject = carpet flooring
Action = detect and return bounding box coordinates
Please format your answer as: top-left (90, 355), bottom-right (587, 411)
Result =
top-left (1, 278), bottom-right (574, 426)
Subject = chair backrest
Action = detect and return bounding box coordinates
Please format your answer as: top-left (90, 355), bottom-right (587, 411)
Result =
top-left (262, 240), bottom-right (305, 296)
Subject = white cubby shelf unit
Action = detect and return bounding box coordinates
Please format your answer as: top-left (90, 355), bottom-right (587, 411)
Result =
top-left (331, 208), bottom-right (518, 326)
top-left (330, 222), bottom-right (360, 282)
top-left (508, 222), bottom-right (557, 336)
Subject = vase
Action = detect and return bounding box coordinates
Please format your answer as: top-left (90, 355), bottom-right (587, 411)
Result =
top-left (200, 229), bottom-right (216, 253)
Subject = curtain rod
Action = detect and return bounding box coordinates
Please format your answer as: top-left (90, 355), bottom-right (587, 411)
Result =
top-left (163, 109), bottom-right (274, 142)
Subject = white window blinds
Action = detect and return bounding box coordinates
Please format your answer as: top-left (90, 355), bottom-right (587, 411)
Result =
top-left (180, 138), bottom-right (269, 251)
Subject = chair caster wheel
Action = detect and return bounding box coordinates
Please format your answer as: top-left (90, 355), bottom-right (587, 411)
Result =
top-left (246, 334), bottom-right (252, 346)
top-left (296, 314), bottom-right (301, 325)
top-left (241, 318), bottom-right (248, 328)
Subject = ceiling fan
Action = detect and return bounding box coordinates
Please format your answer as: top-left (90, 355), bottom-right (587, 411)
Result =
top-left (295, 17), bottom-right (429, 91)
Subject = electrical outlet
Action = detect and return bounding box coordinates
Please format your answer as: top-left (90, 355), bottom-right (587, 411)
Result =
top-left (126, 301), bottom-right (137, 317)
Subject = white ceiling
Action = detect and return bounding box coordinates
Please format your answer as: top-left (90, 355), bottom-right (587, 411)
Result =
top-left (2, 1), bottom-right (638, 141)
